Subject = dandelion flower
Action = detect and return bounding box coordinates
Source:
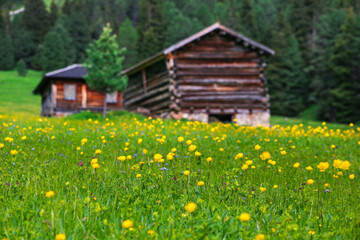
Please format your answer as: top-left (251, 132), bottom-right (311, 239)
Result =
top-left (239, 213), bottom-right (251, 222)
top-left (184, 202), bottom-right (197, 213)
top-left (45, 191), bottom-right (55, 198)
top-left (122, 219), bottom-right (133, 229)
top-left (55, 233), bottom-right (66, 240)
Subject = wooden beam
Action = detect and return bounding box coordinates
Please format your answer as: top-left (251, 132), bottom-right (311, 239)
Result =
top-left (142, 68), bottom-right (147, 93)
top-left (51, 84), bottom-right (57, 115)
top-left (81, 84), bottom-right (87, 109)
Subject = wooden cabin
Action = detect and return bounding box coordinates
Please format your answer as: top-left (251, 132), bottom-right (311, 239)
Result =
top-left (33, 64), bottom-right (123, 116)
top-left (122, 23), bottom-right (275, 126)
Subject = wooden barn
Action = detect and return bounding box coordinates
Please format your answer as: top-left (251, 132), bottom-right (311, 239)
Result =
top-left (122, 23), bottom-right (275, 126)
top-left (33, 64), bottom-right (123, 116)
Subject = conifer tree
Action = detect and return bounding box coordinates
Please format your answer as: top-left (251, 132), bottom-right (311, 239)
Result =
top-left (330, 9), bottom-right (360, 122)
top-left (40, 31), bottom-right (65, 71)
top-left (17, 59), bottom-right (27, 77)
top-left (136, 0), bottom-right (167, 60)
top-left (12, 28), bottom-right (36, 64)
top-left (22, 0), bottom-right (50, 44)
top-left (53, 23), bottom-right (76, 65)
top-left (49, 1), bottom-right (59, 27)
top-left (84, 24), bottom-right (128, 118)
top-left (0, 34), bottom-right (14, 70)
top-left (118, 18), bottom-right (138, 68)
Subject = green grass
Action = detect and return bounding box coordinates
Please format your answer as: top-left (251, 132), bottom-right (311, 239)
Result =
top-left (0, 70), bottom-right (41, 115)
top-left (0, 114), bottom-right (359, 239)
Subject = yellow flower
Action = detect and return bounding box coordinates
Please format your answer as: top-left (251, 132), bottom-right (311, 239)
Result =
top-left (197, 181), bottom-right (205, 186)
top-left (195, 151), bottom-right (201, 157)
top-left (255, 144), bottom-right (261, 150)
top-left (242, 164), bottom-right (249, 170)
top-left (219, 148), bottom-right (224, 152)
top-left (337, 171), bottom-right (343, 176)
top-left (260, 151), bottom-right (271, 160)
top-left (246, 160), bottom-right (253, 165)
top-left (273, 185), bottom-right (278, 189)
top-left (185, 202), bottom-right (197, 213)
top-left (305, 166), bottom-right (313, 171)
top-left (349, 174), bottom-right (355, 180)
top-left (280, 150), bottom-right (287, 155)
top-left (186, 140), bottom-right (192, 145)
top-left (45, 191), bottom-right (55, 198)
top-left (55, 233), bottom-right (66, 240)
top-left (235, 153), bottom-right (244, 159)
top-left (177, 137), bottom-right (184, 142)
top-left (154, 154), bottom-right (162, 161)
top-left (349, 123), bottom-right (354, 127)
top-left (122, 219), bottom-right (133, 229)
top-left (136, 174), bottom-right (142, 178)
top-left (92, 163), bottom-right (100, 169)
top-left (255, 234), bottom-right (265, 240)
top-left (183, 170), bottom-right (190, 176)
top-left (91, 158), bottom-right (98, 165)
top-left (167, 154), bottom-right (174, 160)
top-left (143, 149), bottom-right (148, 154)
top-left (81, 138), bottom-right (88, 144)
top-left (147, 230), bottom-right (155, 235)
top-left (260, 187), bottom-right (266, 193)
top-left (171, 148), bottom-right (177, 152)
top-left (21, 136), bottom-right (27, 140)
top-left (10, 150), bottom-right (18, 155)
top-left (308, 231), bottom-right (315, 235)
top-left (239, 213), bottom-right (251, 222)
top-left (324, 183), bottom-right (330, 188)
top-left (117, 156), bottom-right (126, 161)
top-left (137, 138), bottom-right (143, 144)
top-left (331, 144), bottom-right (336, 149)
top-left (317, 162), bottom-right (329, 172)
top-left (0, 143), bottom-right (4, 148)
top-left (127, 155), bottom-right (132, 160)
top-left (307, 179), bottom-right (314, 185)
top-left (206, 157), bottom-right (212, 162)
top-left (188, 145), bottom-right (197, 151)
top-left (293, 162), bottom-right (300, 168)
top-left (340, 161), bottom-right (351, 170)
top-left (333, 159), bottom-right (342, 168)
top-left (95, 149), bottom-right (101, 154)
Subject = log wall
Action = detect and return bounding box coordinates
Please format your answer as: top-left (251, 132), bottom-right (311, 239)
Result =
top-left (170, 31), bottom-right (269, 115)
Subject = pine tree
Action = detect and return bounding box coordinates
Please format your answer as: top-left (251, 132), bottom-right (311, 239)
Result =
top-left (136, 0), bottom-right (167, 60)
top-left (67, 11), bottom-right (90, 63)
top-left (84, 24), bottom-right (128, 117)
top-left (0, 34), bottom-right (14, 70)
top-left (53, 23), bottom-right (76, 65)
top-left (239, 0), bottom-right (257, 38)
top-left (118, 18), bottom-right (138, 68)
top-left (40, 31), bottom-right (65, 71)
top-left (49, 1), bottom-right (59, 27)
top-left (12, 28), bottom-right (36, 64)
top-left (311, 9), bottom-right (347, 121)
top-left (22, 0), bottom-right (50, 44)
top-left (330, 9), bottom-right (360, 123)
top-left (17, 59), bottom-right (27, 77)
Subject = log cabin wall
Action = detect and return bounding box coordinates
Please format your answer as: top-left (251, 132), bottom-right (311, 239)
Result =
top-left (170, 31), bottom-right (270, 125)
top-left (123, 60), bottom-right (172, 114)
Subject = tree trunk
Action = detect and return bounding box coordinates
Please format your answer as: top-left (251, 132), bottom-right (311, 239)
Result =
top-left (103, 94), bottom-right (107, 118)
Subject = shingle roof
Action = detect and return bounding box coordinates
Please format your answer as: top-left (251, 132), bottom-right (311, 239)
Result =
top-left (122, 22), bottom-right (275, 75)
top-left (33, 64), bottom-right (87, 94)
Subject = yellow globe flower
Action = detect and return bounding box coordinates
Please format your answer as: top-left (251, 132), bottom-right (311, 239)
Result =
top-left (260, 187), bottom-right (266, 193)
top-left (95, 149), bottom-right (101, 154)
top-left (280, 150), bottom-right (287, 155)
top-left (206, 157), bottom-right (212, 162)
top-left (197, 181), bottom-right (205, 186)
top-left (293, 162), bottom-right (300, 168)
top-left (10, 150), bottom-right (18, 155)
top-left (122, 219), bottom-right (133, 229)
top-left (340, 161), bottom-right (351, 170)
top-left (183, 170), bottom-right (190, 176)
top-left (117, 156), bottom-right (126, 162)
top-left (317, 162), bottom-right (329, 172)
top-left (45, 191), bottom-right (55, 198)
top-left (331, 144), bottom-right (336, 149)
top-left (260, 151), bottom-right (271, 160)
top-left (307, 179), bottom-right (314, 185)
top-left (255, 144), bottom-right (261, 150)
top-left (143, 149), bottom-right (148, 154)
top-left (55, 233), bottom-right (66, 240)
top-left (184, 202), bottom-right (197, 213)
top-left (177, 136), bottom-right (184, 142)
top-left (154, 154), bottom-right (162, 161)
top-left (188, 145), bottom-right (197, 151)
top-left (305, 166), bottom-right (313, 171)
top-left (239, 213), bottom-right (251, 222)
top-left (0, 143), bottom-right (4, 148)
top-left (137, 138), bottom-right (143, 144)
top-left (349, 174), bottom-right (355, 180)
top-left (92, 163), bottom-right (100, 169)
top-left (136, 174), bottom-right (142, 178)
top-left (255, 234), bottom-right (265, 240)
top-left (273, 185), bottom-right (278, 189)
top-left (195, 151), bottom-right (201, 156)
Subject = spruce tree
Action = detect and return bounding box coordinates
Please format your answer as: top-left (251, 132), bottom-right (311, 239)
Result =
top-left (49, 1), bottom-right (59, 27)
top-left (330, 9), bottom-right (360, 123)
top-left (22, 0), bottom-right (50, 44)
top-left (84, 24), bottom-right (128, 118)
top-left (12, 28), bottom-right (36, 64)
top-left (40, 31), bottom-right (65, 71)
top-left (0, 34), bottom-right (15, 70)
top-left (53, 23), bottom-right (76, 65)
top-left (136, 0), bottom-right (167, 60)
top-left (118, 18), bottom-right (138, 68)
top-left (17, 59), bottom-right (27, 77)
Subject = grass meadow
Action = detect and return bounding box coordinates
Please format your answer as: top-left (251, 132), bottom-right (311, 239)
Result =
top-left (0, 71), bottom-right (359, 239)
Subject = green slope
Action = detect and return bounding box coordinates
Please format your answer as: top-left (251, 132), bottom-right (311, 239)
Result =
top-left (0, 70), bottom-right (41, 115)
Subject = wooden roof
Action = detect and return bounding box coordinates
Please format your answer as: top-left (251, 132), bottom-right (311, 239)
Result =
top-left (33, 64), bottom-right (87, 94)
top-left (122, 22), bottom-right (275, 75)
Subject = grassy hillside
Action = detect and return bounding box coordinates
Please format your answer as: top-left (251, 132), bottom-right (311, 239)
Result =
top-left (0, 70), bottom-right (41, 115)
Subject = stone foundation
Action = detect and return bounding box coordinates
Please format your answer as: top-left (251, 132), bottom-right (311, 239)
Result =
top-left (234, 111), bottom-right (270, 127)
top-left (180, 111), bottom-right (270, 127)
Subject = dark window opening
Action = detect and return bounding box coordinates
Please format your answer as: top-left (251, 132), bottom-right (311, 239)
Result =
top-left (209, 114), bottom-right (233, 123)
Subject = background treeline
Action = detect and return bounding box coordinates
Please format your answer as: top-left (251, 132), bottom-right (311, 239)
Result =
top-left (0, 0), bottom-right (359, 123)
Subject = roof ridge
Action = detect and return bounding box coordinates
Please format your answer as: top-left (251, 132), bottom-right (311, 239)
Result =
top-left (45, 64), bottom-right (83, 77)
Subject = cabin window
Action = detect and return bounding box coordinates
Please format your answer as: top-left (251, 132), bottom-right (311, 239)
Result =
top-left (209, 114), bottom-right (233, 123)
top-left (64, 84), bottom-right (76, 101)
top-left (106, 91), bottom-right (118, 103)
